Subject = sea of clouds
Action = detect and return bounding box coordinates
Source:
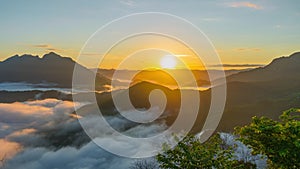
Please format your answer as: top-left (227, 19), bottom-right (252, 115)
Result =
top-left (0, 98), bottom-right (165, 169)
top-left (0, 96), bottom-right (267, 169)
top-left (0, 82), bottom-right (73, 94)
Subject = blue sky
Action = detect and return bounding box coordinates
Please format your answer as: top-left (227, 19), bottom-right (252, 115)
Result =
top-left (0, 0), bottom-right (299, 68)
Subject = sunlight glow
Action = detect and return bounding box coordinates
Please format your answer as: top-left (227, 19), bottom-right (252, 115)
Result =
top-left (160, 55), bottom-right (177, 69)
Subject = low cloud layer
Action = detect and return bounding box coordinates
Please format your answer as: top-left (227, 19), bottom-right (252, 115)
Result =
top-left (4, 141), bottom-right (133, 169)
top-left (0, 99), bottom-right (86, 166)
top-left (0, 139), bottom-right (21, 164)
top-left (0, 98), bottom-right (269, 168)
top-left (0, 98), bottom-right (166, 169)
top-left (210, 63), bottom-right (264, 68)
top-left (0, 82), bottom-right (74, 94)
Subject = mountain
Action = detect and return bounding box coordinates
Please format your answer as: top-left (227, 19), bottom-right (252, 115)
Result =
top-left (226, 52), bottom-right (300, 83)
top-left (2, 51), bottom-right (299, 133)
top-left (217, 52), bottom-right (300, 131)
top-left (76, 80), bottom-right (210, 132)
top-left (96, 68), bottom-right (247, 89)
top-left (92, 52), bottom-right (300, 132)
top-left (0, 52), bottom-right (110, 89)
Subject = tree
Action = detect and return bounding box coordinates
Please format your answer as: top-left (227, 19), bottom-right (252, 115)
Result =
top-left (156, 134), bottom-right (255, 169)
top-left (235, 108), bottom-right (300, 168)
top-left (130, 159), bottom-right (159, 169)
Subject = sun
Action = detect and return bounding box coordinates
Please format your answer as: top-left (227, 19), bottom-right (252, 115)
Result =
top-left (160, 55), bottom-right (177, 69)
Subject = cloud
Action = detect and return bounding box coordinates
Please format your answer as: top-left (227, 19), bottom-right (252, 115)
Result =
top-left (4, 118), bottom-right (164, 169)
top-left (0, 99), bottom-right (89, 150)
top-left (8, 129), bottom-right (36, 138)
top-left (76, 106), bottom-right (167, 139)
top-left (30, 44), bottom-right (65, 52)
top-left (0, 139), bottom-right (22, 165)
top-left (234, 48), bottom-right (262, 52)
top-left (32, 44), bottom-right (51, 48)
top-left (274, 25), bottom-right (284, 29)
top-left (210, 64), bottom-right (264, 68)
top-left (3, 141), bottom-right (135, 169)
top-left (0, 98), bottom-right (167, 168)
top-left (0, 102), bottom-right (53, 123)
top-left (0, 82), bottom-right (75, 94)
top-left (120, 0), bottom-right (136, 7)
top-left (219, 133), bottom-right (267, 168)
top-left (0, 99), bottom-right (80, 124)
top-left (45, 48), bottom-right (60, 52)
top-left (227, 2), bottom-right (263, 10)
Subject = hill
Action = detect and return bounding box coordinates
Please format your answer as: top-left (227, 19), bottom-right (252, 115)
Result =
top-left (2, 51), bottom-right (299, 133)
top-left (218, 52), bottom-right (300, 131)
top-left (0, 52), bottom-right (110, 89)
top-left (96, 52), bottom-right (300, 132)
top-left (226, 52), bottom-right (300, 83)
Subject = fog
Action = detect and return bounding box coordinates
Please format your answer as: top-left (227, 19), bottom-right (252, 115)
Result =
top-left (0, 82), bottom-right (100, 94)
top-left (0, 98), bottom-right (166, 169)
top-left (0, 98), bottom-right (267, 169)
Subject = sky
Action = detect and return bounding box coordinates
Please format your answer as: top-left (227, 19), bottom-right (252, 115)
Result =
top-left (0, 0), bottom-right (299, 69)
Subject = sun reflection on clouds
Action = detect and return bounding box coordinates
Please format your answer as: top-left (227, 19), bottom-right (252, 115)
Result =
top-left (0, 139), bottom-right (22, 164)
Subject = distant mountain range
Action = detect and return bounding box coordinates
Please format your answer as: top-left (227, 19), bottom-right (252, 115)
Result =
top-left (226, 52), bottom-right (300, 83)
top-left (0, 52), bottom-right (110, 89)
top-left (0, 52), bottom-right (246, 91)
top-left (216, 52), bottom-right (300, 130)
top-left (96, 68), bottom-right (244, 88)
top-left (92, 52), bottom-right (300, 132)
top-left (1, 51), bottom-right (299, 133)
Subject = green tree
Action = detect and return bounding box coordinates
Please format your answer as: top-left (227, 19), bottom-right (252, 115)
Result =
top-left (156, 134), bottom-right (255, 169)
top-left (235, 108), bottom-right (300, 168)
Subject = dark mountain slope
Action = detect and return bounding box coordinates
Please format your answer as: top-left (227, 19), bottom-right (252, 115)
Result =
top-left (217, 52), bottom-right (300, 131)
top-left (0, 52), bottom-right (110, 89)
top-left (226, 52), bottom-right (300, 83)
top-left (74, 52), bottom-right (300, 133)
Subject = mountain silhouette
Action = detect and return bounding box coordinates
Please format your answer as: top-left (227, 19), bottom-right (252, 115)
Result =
top-left (1, 51), bottom-right (299, 133)
top-left (217, 52), bottom-right (300, 131)
top-left (94, 52), bottom-right (300, 132)
top-left (226, 52), bottom-right (300, 83)
top-left (0, 52), bottom-right (110, 89)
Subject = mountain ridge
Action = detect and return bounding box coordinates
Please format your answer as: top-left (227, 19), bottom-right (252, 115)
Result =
top-left (226, 52), bottom-right (300, 83)
top-left (0, 52), bottom-right (110, 89)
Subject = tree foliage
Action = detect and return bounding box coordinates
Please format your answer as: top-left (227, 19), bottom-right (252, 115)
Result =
top-left (155, 108), bottom-right (299, 169)
top-left (156, 134), bottom-right (255, 169)
top-left (235, 108), bottom-right (300, 168)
